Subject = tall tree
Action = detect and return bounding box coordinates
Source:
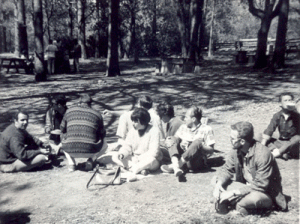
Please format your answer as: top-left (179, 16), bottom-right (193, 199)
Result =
top-left (247, 0), bottom-right (281, 68)
top-left (15, 0), bottom-right (28, 57)
top-left (106, 0), bottom-right (120, 77)
top-left (78, 0), bottom-right (87, 59)
top-left (272, 0), bottom-right (289, 68)
top-left (174, 0), bottom-right (205, 61)
top-left (188, 0), bottom-right (204, 61)
top-left (33, 0), bottom-right (46, 81)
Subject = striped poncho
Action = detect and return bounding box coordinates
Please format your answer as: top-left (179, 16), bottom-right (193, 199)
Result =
top-left (60, 105), bottom-right (106, 154)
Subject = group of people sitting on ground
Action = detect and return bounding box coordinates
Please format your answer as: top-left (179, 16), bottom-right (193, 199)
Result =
top-left (0, 92), bottom-right (299, 216)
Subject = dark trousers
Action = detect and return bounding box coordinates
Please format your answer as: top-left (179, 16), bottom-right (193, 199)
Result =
top-left (167, 136), bottom-right (206, 171)
top-left (268, 135), bottom-right (300, 158)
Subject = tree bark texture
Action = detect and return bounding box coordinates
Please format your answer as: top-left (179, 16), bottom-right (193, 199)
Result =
top-left (78, 0), bottom-right (87, 59)
top-left (15, 0), bottom-right (28, 57)
top-left (176, 0), bottom-right (188, 57)
top-left (33, 0), bottom-right (46, 81)
top-left (272, 0), bottom-right (289, 68)
top-left (106, 0), bottom-right (121, 77)
top-left (188, 0), bottom-right (204, 62)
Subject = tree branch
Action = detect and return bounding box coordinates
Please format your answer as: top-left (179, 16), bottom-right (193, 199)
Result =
top-left (270, 0), bottom-right (283, 19)
top-left (247, 0), bottom-right (265, 19)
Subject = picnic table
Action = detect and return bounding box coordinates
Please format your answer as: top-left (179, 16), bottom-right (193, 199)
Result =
top-left (0, 55), bottom-right (33, 74)
top-left (160, 57), bottom-right (199, 74)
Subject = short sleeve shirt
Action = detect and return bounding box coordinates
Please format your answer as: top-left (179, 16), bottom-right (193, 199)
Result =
top-left (175, 123), bottom-right (215, 151)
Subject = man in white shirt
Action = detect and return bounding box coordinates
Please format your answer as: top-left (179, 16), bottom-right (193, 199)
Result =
top-left (161, 106), bottom-right (215, 178)
top-left (45, 39), bottom-right (58, 75)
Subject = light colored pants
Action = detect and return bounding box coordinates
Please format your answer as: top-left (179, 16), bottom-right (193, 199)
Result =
top-left (63, 139), bottom-right (108, 166)
top-left (0, 154), bottom-right (48, 173)
top-left (113, 152), bottom-right (160, 174)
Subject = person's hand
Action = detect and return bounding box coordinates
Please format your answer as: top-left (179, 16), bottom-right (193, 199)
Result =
top-left (111, 152), bottom-right (125, 167)
top-left (213, 182), bottom-right (225, 200)
top-left (41, 142), bottom-right (50, 149)
top-left (261, 139), bottom-right (268, 146)
top-left (165, 137), bottom-right (174, 148)
top-left (40, 148), bottom-right (50, 155)
top-left (219, 190), bottom-right (237, 203)
top-left (102, 109), bottom-right (111, 116)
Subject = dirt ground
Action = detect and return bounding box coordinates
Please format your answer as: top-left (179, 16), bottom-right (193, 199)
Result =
top-left (0, 56), bottom-right (299, 224)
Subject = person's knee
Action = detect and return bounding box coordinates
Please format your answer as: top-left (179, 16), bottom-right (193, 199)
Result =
top-left (188, 139), bottom-right (203, 151)
top-left (236, 192), bottom-right (273, 214)
top-left (34, 154), bottom-right (48, 165)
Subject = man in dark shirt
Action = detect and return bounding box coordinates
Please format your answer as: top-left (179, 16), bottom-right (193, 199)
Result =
top-left (212, 122), bottom-right (287, 215)
top-left (0, 110), bottom-right (51, 172)
top-left (156, 101), bottom-right (184, 164)
top-left (262, 93), bottom-right (300, 160)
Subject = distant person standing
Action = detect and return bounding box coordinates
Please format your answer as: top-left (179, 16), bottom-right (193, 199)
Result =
top-left (45, 39), bottom-right (58, 75)
top-left (73, 39), bottom-right (82, 73)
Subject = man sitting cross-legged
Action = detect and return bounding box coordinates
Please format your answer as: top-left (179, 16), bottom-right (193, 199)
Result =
top-left (161, 105), bottom-right (215, 178)
top-left (58, 94), bottom-right (107, 171)
top-left (111, 108), bottom-right (163, 177)
top-left (0, 109), bottom-right (54, 172)
top-left (212, 121), bottom-right (287, 215)
top-left (261, 92), bottom-right (300, 160)
top-left (156, 101), bottom-right (184, 163)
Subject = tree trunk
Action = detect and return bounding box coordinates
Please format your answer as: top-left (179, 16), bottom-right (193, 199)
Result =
top-left (272, 0), bottom-right (289, 69)
top-left (95, 0), bottom-right (100, 58)
top-left (78, 0), bottom-right (87, 59)
top-left (208, 0), bottom-right (215, 58)
top-left (255, 14), bottom-right (272, 68)
top-left (150, 0), bottom-right (158, 57)
top-left (68, 0), bottom-right (73, 37)
top-left (188, 0), bottom-right (204, 62)
top-left (198, 0), bottom-right (207, 60)
top-left (106, 0), bottom-right (120, 77)
top-left (247, 0), bottom-right (280, 69)
top-left (33, 0), bottom-right (46, 81)
top-left (176, 0), bottom-right (188, 57)
top-left (15, 0), bottom-right (28, 58)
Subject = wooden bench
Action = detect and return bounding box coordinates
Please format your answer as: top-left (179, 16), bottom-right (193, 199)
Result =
top-left (160, 57), bottom-right (199, 74)
top-left (286, 39), bottom-right (300, 58)
top-left (0, 56), bottom-right (32, 74)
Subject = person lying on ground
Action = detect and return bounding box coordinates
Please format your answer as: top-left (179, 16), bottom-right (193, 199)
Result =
top-left (111, 108), bottom-right (162, 177)
top-left (45, 94), bottom-right (68, 145)
top-left (160, 105), bottom-right (215, 179)
top-left (57, 94), bottom-right (107, 172)
top-left (156, 101), bottom-right (184, 164)
top-left (104, 95), bottom-right (164, 150)
top-left (261, 92), bottom-right (300, 160)
top-left (212, 121), bottom-right (287, 216)
top-left (0, 109), bottom-right (55, 172)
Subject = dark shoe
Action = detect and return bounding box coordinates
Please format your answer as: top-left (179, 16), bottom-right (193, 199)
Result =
top-left (275, 192), bottom-right (288, 211)
top-left (215, 199), bottom-right (229, 214)
top-left (281, 153), bottom-right (290, 161)
top-left (140, 169), bottom-right (150, 176)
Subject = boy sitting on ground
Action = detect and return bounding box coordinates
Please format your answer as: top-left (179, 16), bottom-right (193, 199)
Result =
top-left (261, 93), bottom-right (300, 160)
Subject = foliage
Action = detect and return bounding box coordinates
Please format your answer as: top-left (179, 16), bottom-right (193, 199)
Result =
top-left (1, 0), bottom-right (299, 57)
